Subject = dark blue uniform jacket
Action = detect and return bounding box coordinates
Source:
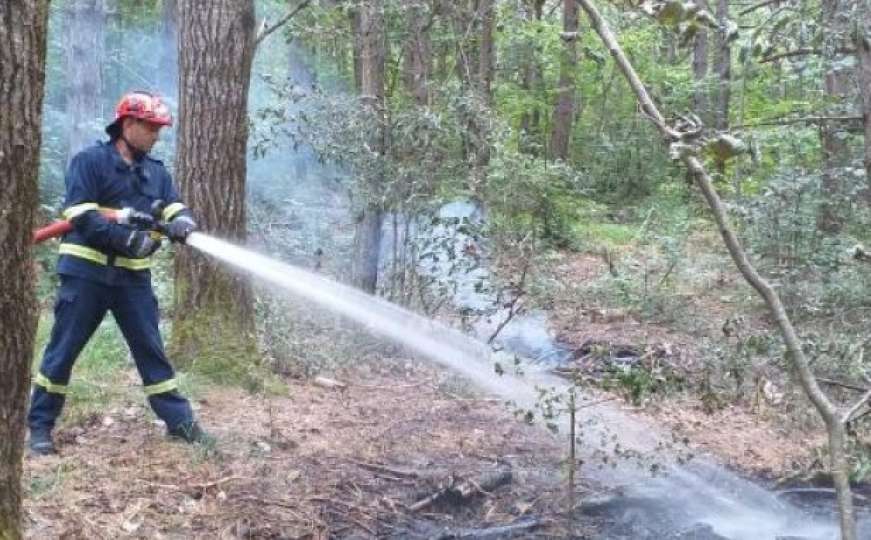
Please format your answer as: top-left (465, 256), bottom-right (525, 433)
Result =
top-left (57, 141), bottom-right (189, 286)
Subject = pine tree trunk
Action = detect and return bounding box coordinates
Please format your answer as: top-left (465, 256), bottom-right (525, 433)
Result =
top-left (65, 0), bottom-right (105, 163)
top-left (352, 0), bottom-right (386, 293)
top-left (0, 2), bottom-right (49, 538)
top-left (550, 0), bottom-right (580, 161)
top-left (172, 0), bottom-right (257, 369)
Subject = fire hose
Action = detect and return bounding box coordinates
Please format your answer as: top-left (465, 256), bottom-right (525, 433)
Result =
top-left (32, 200), bottom-right (168, 244)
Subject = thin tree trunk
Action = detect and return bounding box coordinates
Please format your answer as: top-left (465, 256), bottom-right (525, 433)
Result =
top-left (857, 10), bottom-right (871, 191)
top-left (172, 0), bottom-right (257, 367)
top-left (349, 7), bottom-right (363, 91)
top-left (352, 0), bottom-right (386, 293)
top-left (402, 3), bottom-right (432, 106)
top-left (519, 0), bottom-right (544, 153)
top-left (818, 0), bottom-right (854, 233)
top-left (573, 1), bottom-right (859, 537)
top-left (692, 28), bottom-right (710, 123)
top-left (478, 0), bottom-right (495, 106)
top-left (65, 0), bottom-right (105, 163)
top-left (713, 0), bottom-right (731, 132)
top-left (474, 0), bottom-right (495, 171)
top-left (0, 2), bottom-right (49, 538)
top-left (550, 0), bottom-right (580, 161)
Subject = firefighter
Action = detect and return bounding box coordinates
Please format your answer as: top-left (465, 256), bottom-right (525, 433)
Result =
top-left (28, 91), bottom-right (210, 456)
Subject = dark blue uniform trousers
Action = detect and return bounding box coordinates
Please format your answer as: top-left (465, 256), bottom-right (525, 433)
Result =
top-left (28, 275), bottom-right (194, 432)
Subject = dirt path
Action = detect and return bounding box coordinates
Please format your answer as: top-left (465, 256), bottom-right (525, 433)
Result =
top-left (24, 362), bottom-right (595, 539)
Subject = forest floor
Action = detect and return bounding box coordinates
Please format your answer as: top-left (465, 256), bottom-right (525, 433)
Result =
top-left (546, 250), bottom-right (824, 481)
top-left (22, 238), bottom-right (846, 539)
top-left (23, 359), bottom-right (600, 539)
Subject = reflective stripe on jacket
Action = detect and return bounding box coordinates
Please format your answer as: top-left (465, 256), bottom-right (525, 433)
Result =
top-left (57, 141), bottom-right (189, 286)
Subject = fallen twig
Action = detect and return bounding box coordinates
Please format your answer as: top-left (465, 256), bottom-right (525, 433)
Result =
top-left (431, 516), bottom-right (543, 539)
top-left (410, 470), bottom-right (512, 512)
top-left (353, 461), bottom-right (420, 479)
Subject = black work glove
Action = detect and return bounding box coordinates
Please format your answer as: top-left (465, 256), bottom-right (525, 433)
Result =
top-left (117, 207), bottom-right (156, 230)
top-left (126, 230), bottom-right (161, 258)
top-left (167, 215), bottom-right (197, 244)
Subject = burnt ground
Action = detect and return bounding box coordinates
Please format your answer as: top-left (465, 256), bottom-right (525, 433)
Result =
top-left (23, 360), bottom-right (600, 539)
top-left (545, 251), bottom-right (824, 480)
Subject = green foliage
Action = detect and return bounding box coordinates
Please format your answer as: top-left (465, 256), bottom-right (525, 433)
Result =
top-left (484, 138), bottom-right (589, 248)
top-left (740, 169), bottom-right (871, 319)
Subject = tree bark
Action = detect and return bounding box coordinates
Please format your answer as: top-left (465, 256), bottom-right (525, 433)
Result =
top-left (713, 0), bottom-right (731, 132)
top-left (0, 3), bottom-right (49, 538)
top-left (351, 0), bottom-right (386, 293)
top-left (857, 9), bottom-right (871, 191)
top-left (473, 0), bottom-right (495, 171)
top-left (519, 0), bottom-right (544, 153)
top-left (402, 2), bottom-right (432, 106)
top-left (573, 0), bottom-right (859, 537)
top-left (692, 28), bottom-right (710, 124)
top-left (65, 0), bottom-right (105, 163)
top-left (349, 7), bottom-right (363, 91)
top-left (818, 0), bottom-right (855, 233)
top-left (477, 0), bottom-right (495, 106)
top-left (550, 0), bottom-right (580, 161)
top-left (172, 0), bottom-right (257, 368)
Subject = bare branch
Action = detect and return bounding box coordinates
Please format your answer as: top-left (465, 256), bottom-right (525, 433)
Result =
top-left (843, 389), bottom-right (871, 424)
top-left (487, 264), bottom-right (529, 345)
top-left (736, 115), bottom-right (863, 128)
top-left (738, 0), bottom-right (779, 16)
top-left (819, 378), bottom-right (869, 393)
top-left (255, 0), bottom-right (312, 49)
top-left (760, 47), bottom-right (855, 63)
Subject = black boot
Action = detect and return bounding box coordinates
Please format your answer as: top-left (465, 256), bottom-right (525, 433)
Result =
top-left (29, 429), bottom-right (56, 456)
top-left (167, 421), bottom-right (214, 445)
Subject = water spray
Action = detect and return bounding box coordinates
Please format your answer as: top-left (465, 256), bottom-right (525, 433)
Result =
top-left (184, 232), bottom-right (537, 404)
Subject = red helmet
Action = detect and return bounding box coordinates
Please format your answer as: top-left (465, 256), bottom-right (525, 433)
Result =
top-left (106, 91), bottom-right (172, 135)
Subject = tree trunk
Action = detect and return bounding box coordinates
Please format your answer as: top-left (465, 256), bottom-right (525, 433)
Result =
top-left (519, 0), bottom-right (544, 153)
top-left (351, 0), bottom-right (386, 293)
top-left (159, 0), bottom-right (178, 98)
top-left (473, 0), bottom-right (495, 171)
top-left (692, 28), bottom-right (709, 123)
top-left (172, 0), bottom-right (257, 370)
top-left (477, 0), bottom-right (495, 106)
top-left (0, 3), bottom-right (48, 538)
top-left (818, 0), bottom-right (854, 233)
top-left (349, 7), bottom-right (363, 91)
top-left (858, 10), bottom-right (871, 191)
top-left (402, 2), bottom-right (432, 106)
top-left (712, 0), bottom-right (731, 132)
top-left (550, 0), bottom-right (580, 161)
top-left (65, 0), bottom-right (105, 163)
